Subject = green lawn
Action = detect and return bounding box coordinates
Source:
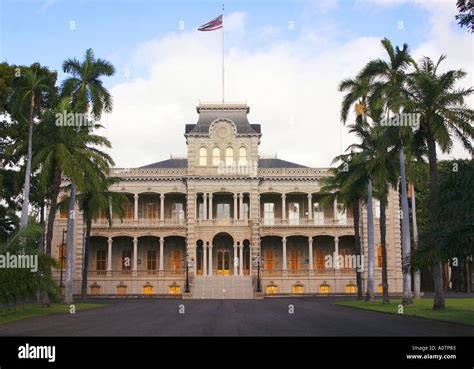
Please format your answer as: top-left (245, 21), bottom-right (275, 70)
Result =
top-left (0, 303), bottom-right (107, 324)
top-left (336, 298), bottom-right (474, 326)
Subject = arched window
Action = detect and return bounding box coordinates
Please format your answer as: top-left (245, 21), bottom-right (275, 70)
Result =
top-left (292, 284), bottom-right (304, 294)
top-left (319, 284), bottom-right (331, 294)
top-left (199, 147), bottom-right (207, 166)
top-left (266, 284), bottom-right (278, 294)
top-left (239, 147), bottom-right (247, 166)
top-left (212, 147), bottom-right (220, 166)
top-left (345, 284), bottom-right (356, 293)
top-left (225, 147), bottom-right (233, 166)
top-left (377, 244), bottom-right (382, 268)
top-left (143, 285), bottom-right (154, 295)
top-left (117, 285), bottom-right (127, 295)
top-left (169, 284), bottom-right (181, 294)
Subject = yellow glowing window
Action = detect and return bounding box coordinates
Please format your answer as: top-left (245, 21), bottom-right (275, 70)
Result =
top-left (266, 285), bottom-right (278, 294)
top-left (292, 284), bottom-right (304, 294)
top-left (169, 285), bottom-right (181, 294)
top-left (238, 147), bottom-right (247, 166)
top-left (345, 284), bottom-right (356, 293)
top-left (212, 147), bottom-right (220, 166)
top-left (91, 286), bottom-right (101, 295)
top-left (144, 286), bottom-right (154, 295)
top-left (199, 147), bottom-right (207, 166)
top-left (117, 286), bottom-right (127, 295)
top-left (378, 284), bottom-right (383, 293)
top-left (319, 285), bottom-right (330, 294)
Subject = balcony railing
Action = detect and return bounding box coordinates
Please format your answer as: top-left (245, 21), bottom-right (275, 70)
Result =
top-left (92, 218), bottom-right (186, 228)
top-left (260, 217), bottom-right (353, 227)
top-left (261, 268), bottom-right (355, 277)
top-left (88, 269), bottom-right (185, 277)
top-left (195, 218), bottom-right (249, 226)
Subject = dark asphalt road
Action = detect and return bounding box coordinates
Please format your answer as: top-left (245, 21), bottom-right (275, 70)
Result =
top-left (1, 297), bottom-right (473, 336)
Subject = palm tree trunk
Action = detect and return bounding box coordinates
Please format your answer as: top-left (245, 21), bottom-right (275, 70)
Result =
top-left (81, 215), bottom-right (92, 300)
top-left (380, 192), bottom-right (389, 304)
top-left (65, 182), bottom-right (77, 304)
top-left (352, 200), bottom-right (363, 300)
top-left (365, 178), bottom-right (375, 302)
top-left (400, 148), bottom-right (413, 306)
top-left (20, 93), bottom-right (35, 230)
top-left (427, 136), bottom-right (444, 310)
top-left (45, 166), bottom-right (62, 255)
top-left (38, 199), bottom-right (45, 251)
top-left (411, 183), bottom-right (421, 298)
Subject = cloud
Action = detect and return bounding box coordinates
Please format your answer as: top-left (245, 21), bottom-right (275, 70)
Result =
top-left (101, 7), bottom-right (473, 169)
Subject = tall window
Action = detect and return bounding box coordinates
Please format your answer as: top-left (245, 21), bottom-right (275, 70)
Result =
top-left (212, 147), bottom-right (220, 166)
top-left (238, 147), bottom-right (247, 166)
top-left (264, 203), bottom-right (275, 225)
top-left (314, 202), bottom-right (324, 225)
top-left (171, 250), bottom-right (182, 272)
top-left (225, 147), bottom-right (233, 166)
top-left (216, 203), bottom-right (230, 222)
top-left (146, 203), bottom-right (158, 219)
top-left (199, 147), bottom-right (207, 166)
top-left (147, 250), bottom-right (157, 270)
top-left (198, 203), bottom-right (205, 220)
top-left (264, 249), bottom-right (275, 271)
top-left (172, 203), bottom-right (184, 220)
top-left (316, 250), bottom-right (326, 270)
top-left (124, 203), bottom-right (133, 219)
top-left (122, 250), bottom-right (132, 270)
top-left (96, 250), bottom-right (106, 271)
top-left (289, 202), bottom-right (300, 225)
top-left (289, 249), bottom-right (300, 271)
top-left (377, 245), bottom-right (382, 268)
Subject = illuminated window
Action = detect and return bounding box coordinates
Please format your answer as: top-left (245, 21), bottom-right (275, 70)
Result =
top-left (266, 284), bottom-right (278, 294)
top-left (238, 147), bottom-right (247, 166)
top-left (199, 147), bottom-right (207, 166)
top-left (90, 285), bottom-right (101, 295)
top-left (377, 245), bottom-right (382, 268)
top-left (212, 147), bottom-right (220, 166)
top-left (378, 284), bottom-right (383, 293)
top-left (143, 285), bottom-right (154, 295)
top-left (96, 250), bottom-right (106, 271)
top-left (345, 284), bottom-right (356, 293)
top-left (147, 250), bottom-right (157, 271)
top-left (225, 147), bottom-right (233, 166)
top-left (169, 285), bottom-right (181, 294)
top-left (117, 285), bottom-right (127, 295)
top-left (292, 284), bottom-right (304, 294)
top-left (319, 284), bottom-right (331, 294)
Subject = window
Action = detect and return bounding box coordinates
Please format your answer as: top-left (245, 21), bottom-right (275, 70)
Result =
top-left (345, 284), bottom-right (356, 293)
top-left (292, 284), bottom-right (304, 294)
top-left (289, 202), bottom-right (300, 225)
top-left (96, 250), bottom-right (106, 271)
top-left (147, 250), bottom-right (157, 271)
top-left (378, 284), bottom-right (383, 293)
top-left (377, 245), bottom-right (382, 268)
top-left (316, 250), bottom-right (326, 270)
top-left (169, 285), bottom-right (181, 294)
top-left (289, 249), bottom-right (300, 271)
top-left (124, 203), bottom-right (133, 219)
top-left (264, 249), bottom-right (275, 271)
top-left (314, 202), bottom-right (324, 225)
top-left (238, 147), bottom-right (247, 166)
top-left (146, 203), bottom-right (158, 219)
top-left (117, 285), bottom-right (127, 295)
top-left (319, 284), bottom-right (331, 294)
top-left (225, 147), bottom-right (234, 166)
top-left (264, 203), bottom-right (275, 225)
top-left (198, 203), bottom-right (204, 220)
top-left (212, 147), bottom-right (220, 166)
top-left (171, 250), bottom-right (182, 272)
top-left (172, 203), bottom-right (184, 220)
top-left (266, 284), bottom-right (278, 294)
top-left (143, 285), bottom-right (154, 295)
top-left (90, 285), bottom-right (101, 295)
top-left (216, 203), bottom-right (230, 222)
top-left (199, 147), bottom-right (207, 166)
top-left (122, 250), bottom-right (132, 270)
top-left (374, 200), bottom-right (380, 218)
top-left (337, 204), bottom-right (347, 225)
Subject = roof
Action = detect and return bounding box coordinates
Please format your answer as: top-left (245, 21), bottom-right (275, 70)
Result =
top-left (185, 103), bottom-right (261, 135)
top-left (140, 157), bottom-right (308, 169)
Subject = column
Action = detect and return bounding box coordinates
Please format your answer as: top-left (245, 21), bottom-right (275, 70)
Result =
top-left (159, 238), bottom-right (164, 271)
top-left (334, 236), bottom-right (339, 270)
top-left (109, 199), bottom-right (113, 226)
top-left (107, 237), bottom-right (113, 272)
top-left (133, 237), bottom-right (138, 272)
top-left (160, 194), bottom-right (165, 221)
top-left (233, 245), bottom-right (238, 276)
top-left (208, 244), bottom-right (213, 276)
top-left (282, 236), bottom-right (287, 271)
top-left (239, 245), bottom-right (244, 276)
top-left (209, 193), bottom-right (213, 221)
top-left (307, 194), bottom-right (313, 221)
top-left (203, 193), bottom-right (208, 220)
top-left (333, 198), bottom-right (338, 224)
top-left (308, 237), bottom-right (313, 270)
top-left (281, 194), bottom-right (286, 222)
top-left (134, 194), bottom-right (139, 221)
top-left (239, 193), bottom-right (244, 220)
top-left (233, 194), bottom-right (238, 221)
top-left (203, 244), bottom-right (208, 276)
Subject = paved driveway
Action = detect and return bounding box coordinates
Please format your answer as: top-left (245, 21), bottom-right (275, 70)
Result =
top-left (1, 297), bottom-right (473, 336)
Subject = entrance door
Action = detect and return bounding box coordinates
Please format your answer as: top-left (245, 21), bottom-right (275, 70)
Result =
top-left (264, 249), bottom-right (275, 272)
top-left (216, 249), bottom-right (230, 276)
top-left (171, 249), bottom-right (182, 274)
top-left (289, 249), bottom-right (300, 271)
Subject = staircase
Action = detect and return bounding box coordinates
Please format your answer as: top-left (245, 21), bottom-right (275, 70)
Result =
top-left (191, 276), bottom-right (254, 299)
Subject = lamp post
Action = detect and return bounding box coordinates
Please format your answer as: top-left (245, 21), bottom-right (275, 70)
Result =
top-left (59, 228), bottom-right (66, 298)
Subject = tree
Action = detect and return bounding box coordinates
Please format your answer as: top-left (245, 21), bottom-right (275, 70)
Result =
top-left (456, 0), bottom-right (474, 33)
top-left (406, 55), bottom-right (474, 309)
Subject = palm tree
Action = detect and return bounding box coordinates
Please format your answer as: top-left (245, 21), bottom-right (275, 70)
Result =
top-left (406, 55), bottom-right (474, 309)
top-left (359, 38), bottom-right (415, 306)
top-left (16, 69), bottom-right (49, 230)
top-left (60, 49), bottom-right (115, 304)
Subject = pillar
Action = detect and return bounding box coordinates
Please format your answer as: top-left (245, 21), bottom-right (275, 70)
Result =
top-left (209, 193), bottom-right (213, 221)
top-left (134, 194), bottom-right (139, 221)
top-left (233, 193), bottom-right (238, 221)
top-left (203, 193), bottom-right (208, 220)
top-left (239, 245), bottom-right (244, 276)
top-left (203, 244), bottom-right (208, 276)
top-left (160, 193), bottom-right (165, 221)
top-left (334, 236), bottom-right (339, 269)
top-left (208, 244), bottom-right (213, 276)
top-left (308, 237), bottom-right (313, 270)
top-left (233, 245), bottom-right (238, 275)
top-left (307, 194), bottom-right (313, 221)
top-left (107, 237), bottom-right (113, 271)
top-left (133, 237), bottom-right (138, 271)
top-left (333, 198), bottom-right (338, 224)
top-left (239, 193), bottom-right (244, 220)
top-left (159, 238), bottom-right (164, 271)
top-left (282, 236), bottom-right (287, 271)
top-left (281, 194), bottom-right (286, 222)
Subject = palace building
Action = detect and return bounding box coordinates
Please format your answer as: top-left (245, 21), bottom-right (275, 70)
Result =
top-left (50, 103), bottom-right (403, 298)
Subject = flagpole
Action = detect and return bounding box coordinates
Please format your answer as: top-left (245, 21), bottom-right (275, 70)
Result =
top-left (222, 4), bottom-right (225, 103)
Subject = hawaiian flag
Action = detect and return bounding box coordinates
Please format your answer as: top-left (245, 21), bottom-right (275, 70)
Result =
top-left (198, 15), bottom-right (223, 32)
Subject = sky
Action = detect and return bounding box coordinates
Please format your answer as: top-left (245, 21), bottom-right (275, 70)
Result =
top-left (0, 0), bottom-right (472, 168)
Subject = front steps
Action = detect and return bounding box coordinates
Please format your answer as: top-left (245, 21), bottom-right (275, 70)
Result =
top-left (191, 276), bottom-right (254, 299)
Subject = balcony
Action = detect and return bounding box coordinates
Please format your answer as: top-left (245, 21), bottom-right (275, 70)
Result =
top-left (195, 218), bottom-right (249, 226)
top-left (261, 268), bottom-right (356, 277)
top-left (260, 217), bottom-right (353, 227)
top-left (88, 269), bottom-right (185, 277)
top-left (92, 218), bottom-right (186, 228)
